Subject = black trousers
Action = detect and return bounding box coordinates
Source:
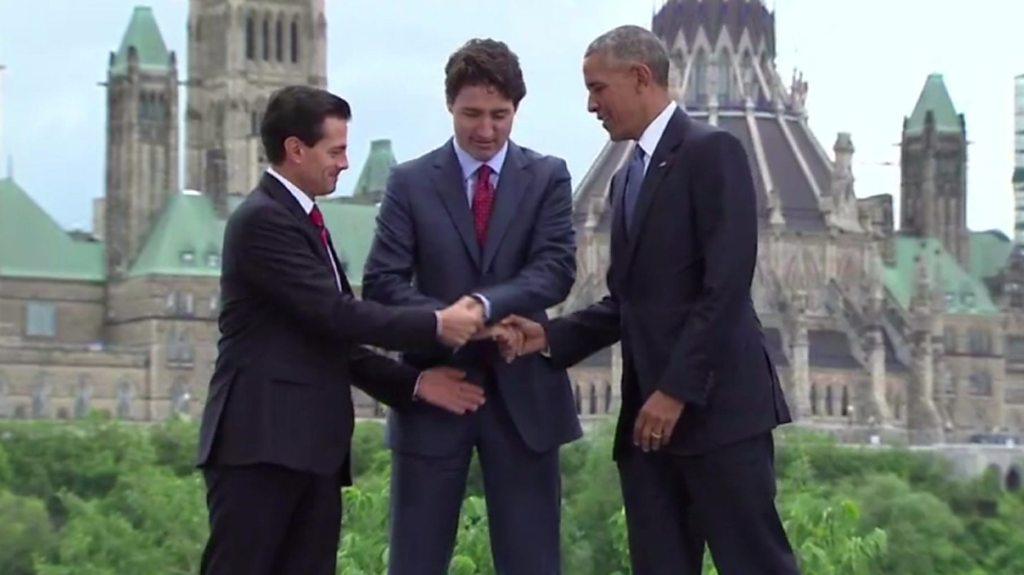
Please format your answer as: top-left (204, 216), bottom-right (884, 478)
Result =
top-left (617, 432), bottom-right (800, 575)
top-left (200, 463), bottom-right (344, 575)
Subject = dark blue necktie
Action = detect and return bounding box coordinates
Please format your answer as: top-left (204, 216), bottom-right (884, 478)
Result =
top-left (623, 144), bottom-right (646, 234)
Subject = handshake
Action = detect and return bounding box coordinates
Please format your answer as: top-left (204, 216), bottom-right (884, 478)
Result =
top-left (435, 297), bottom-right (547, 361)
top-left (418, 302), bottom-right (546, 416)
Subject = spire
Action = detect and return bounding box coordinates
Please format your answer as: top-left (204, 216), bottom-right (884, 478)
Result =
top-left (351, 139), bottom-right (397, 205)
top-left (905, 74), bottom-right (963, 135)
top-left (109, 6), bottom-right (172, 76)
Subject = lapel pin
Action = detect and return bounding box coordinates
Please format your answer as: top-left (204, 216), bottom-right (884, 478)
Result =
top-left (658, 160), bottom-right (668, 168)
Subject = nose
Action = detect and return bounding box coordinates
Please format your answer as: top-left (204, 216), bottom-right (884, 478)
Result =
top-left (476, 118), bottom-right (495, 140)
top-left (587, 94), bottom-right (598, 114)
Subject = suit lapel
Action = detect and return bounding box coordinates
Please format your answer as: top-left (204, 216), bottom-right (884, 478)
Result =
top-left (431, 141), bottom-right (482, 269)
top-left (609, 168), bottom-right (630, 275)
top-left (622, 109), bottom-right (689, 275)
top-left (261, 173), bottom-right (324, 257)
top-left (324, 238), bottom-right (354, 294)
top-left (481, 141), bottom-right (531, 272)
top-left (261, 172), bottom-right (353, 294)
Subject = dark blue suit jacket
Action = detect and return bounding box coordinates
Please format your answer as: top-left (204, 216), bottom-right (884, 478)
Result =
top-left (363, 140), bottom-right (581, 456)
top-left (546, 109), bottom-right (792, 458)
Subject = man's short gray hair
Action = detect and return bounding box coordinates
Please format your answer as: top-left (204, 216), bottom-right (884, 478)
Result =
top-left (585, 25), bottom-right (670, 87)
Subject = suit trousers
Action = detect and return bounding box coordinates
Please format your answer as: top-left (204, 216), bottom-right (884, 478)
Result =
top-left (200, 463), bottom-right (344, 575)
top-left (387, 377), bottom-right (562, 575)
top-left (617, 432), bottom-right (800, 575)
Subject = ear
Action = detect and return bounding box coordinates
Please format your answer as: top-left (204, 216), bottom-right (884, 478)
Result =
top-left (283, 135), bottom-right (304, 164)
top-left (633, 63), bottom-right (654, 91)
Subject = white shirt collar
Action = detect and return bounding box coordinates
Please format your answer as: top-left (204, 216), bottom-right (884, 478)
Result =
top-left (452, 139), bottom-right (509, 182)
top-left (636, 101), bottom-right (678, 161)
top-left (267, 167), bottom-right (315, 215)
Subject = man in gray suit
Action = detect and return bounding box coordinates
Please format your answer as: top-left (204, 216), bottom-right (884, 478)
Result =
top-left (362, 38), bottom-right (580, 574)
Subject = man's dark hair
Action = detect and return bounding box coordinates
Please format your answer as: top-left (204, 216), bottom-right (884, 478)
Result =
top-left (261, 86), bottom-right (352, 164)
top-left (444, 39), bottom-right (526, 107)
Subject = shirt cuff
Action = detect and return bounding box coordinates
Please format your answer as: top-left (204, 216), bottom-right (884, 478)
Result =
top-left (470, 293), bottom-right (491, 321)
top-left (434, 311), bottom-right (443, 337)
top-left (413, 371), bottom-right (424, 400)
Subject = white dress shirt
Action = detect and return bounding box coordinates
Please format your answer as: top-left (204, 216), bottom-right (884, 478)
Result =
top-left (635, 101), bottom-right (678, 173)
top-left (266, 167), bottom-right (343, 292)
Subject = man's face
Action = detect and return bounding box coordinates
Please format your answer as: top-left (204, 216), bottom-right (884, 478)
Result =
top-left (583, 52), bottom-right (644, 141)
top-left (449, 84), bottom-right (516, 162)
top-left (291, 116), bottom-right (349, 197)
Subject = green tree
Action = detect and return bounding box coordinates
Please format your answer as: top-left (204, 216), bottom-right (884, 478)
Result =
top-left (0, 489), bottom-right (56, 575)
top-left (853, 473), bottom-right (969, 575)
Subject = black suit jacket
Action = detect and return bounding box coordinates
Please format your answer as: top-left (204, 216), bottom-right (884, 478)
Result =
top-left (363, 140), bottom-right (581, 456)
top-left (197, 173), bottom-right (438, 482)
top-left (547, 108), bottom-right (791, 458)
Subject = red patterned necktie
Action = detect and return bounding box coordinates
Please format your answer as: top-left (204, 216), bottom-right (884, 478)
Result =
top-left (308, 205), bottom-right (343, 291)
top-left (472, 164), bottom-right (495, 247)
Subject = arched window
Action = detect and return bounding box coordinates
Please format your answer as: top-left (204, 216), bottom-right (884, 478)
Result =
top-left (717, 52), bottom-right (733, 104)
top-left (810, 385), bottom-right (818, 416)
top-left (1007, 467), bottom-right (1022, 492)
top-left (573, 384), bottom-right (581, 414)
top-left (589, 384), bottom-right (597, 415)
top-left (604, 382), bottom-right (612, 414)
top-left (825, 386), bottom-right (834, 416)
top-left (245, 15), bottom-right (255, 60)
top-left (291, 19), bottom-right (300, 63)
top-left (693, 50), bottom-right (708, 104)
top-left (841, 386), bottom-right (850, 416)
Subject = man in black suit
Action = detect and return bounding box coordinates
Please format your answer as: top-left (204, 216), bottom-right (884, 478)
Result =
top-left (196, 86), bottom-right (488, 575)
top-left (502, 27), bottom-right (800, 574)
top-left (362, 39), bottom-right (579, 574)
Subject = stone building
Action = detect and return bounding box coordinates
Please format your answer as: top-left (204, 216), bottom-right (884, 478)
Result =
top-left (2, 0), bottom-right (1024, 445)
top-left (564, 0), bottom-right (1024, 442)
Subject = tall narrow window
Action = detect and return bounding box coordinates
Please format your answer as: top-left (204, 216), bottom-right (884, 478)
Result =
top-left (262, 18), bottom-right (270, 60)
top-left (245, 16), bottom-right (255, 60)
top-left (291, 19), bottom-right (300, 63)
top-left (275, 19), bottom-right (284, 61)
top-left (717, 53), bottom-right (733, 104)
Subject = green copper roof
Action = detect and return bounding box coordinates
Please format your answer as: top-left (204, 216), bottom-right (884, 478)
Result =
top-left (350, 139), bottom-right (396, 204)
top-left (0, 178), bottom-right (105, 281)
top-left (969, 230), bottom-right (1012, 282)
top-left (110, 6), bottom-right (171, 76)
top-left (129, 191), bottom-right (224, 277)
top-left (318, 202), bottom-right (380, 287)
top-left (884, 236), bottom-right (999, 315)
top-left (905, 74), bottom-right (963, 135)
top-left (128, 190), bottom-right (381, 286)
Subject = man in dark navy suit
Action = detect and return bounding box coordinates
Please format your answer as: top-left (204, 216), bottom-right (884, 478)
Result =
top-left (196, 86), bottom-right (488, 575)
top-left (363, 39), bottom-right (579, 574)
top-left (502, 27), bottom-right (800, 575)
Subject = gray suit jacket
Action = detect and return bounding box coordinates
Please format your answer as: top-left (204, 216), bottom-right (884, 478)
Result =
top-left (363, 139), bottom-right (581, 456)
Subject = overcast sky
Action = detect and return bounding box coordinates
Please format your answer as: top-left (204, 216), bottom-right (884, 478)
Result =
top-left (0, 0), bottom-right (1021, 236)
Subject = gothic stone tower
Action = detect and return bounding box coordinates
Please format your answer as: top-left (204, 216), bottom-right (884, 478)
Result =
top-left (185, 0), bottom-right (327, 212)
top-left (900, 74), bottom-right (970, 269)
top-left (104, 6), bottom-right (180, 279)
